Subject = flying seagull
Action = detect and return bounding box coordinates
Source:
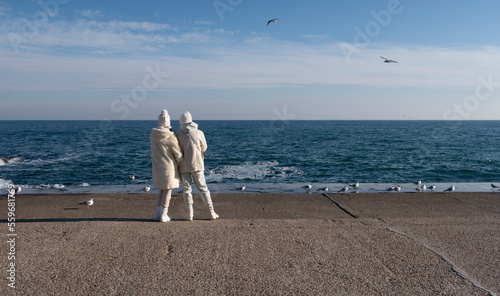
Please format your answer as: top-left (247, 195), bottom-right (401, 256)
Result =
top-left (267, 18), bottom-right (278, 26)
top-left (79, 198), bottom-right (94, 209)
top-left (381, 56), bottom-right (398, 63)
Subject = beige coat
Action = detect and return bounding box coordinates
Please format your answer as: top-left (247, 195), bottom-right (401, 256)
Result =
top-left (150, 127), bottom-right (183, 189)
top-left (175, 122), bottom-right (207, 173)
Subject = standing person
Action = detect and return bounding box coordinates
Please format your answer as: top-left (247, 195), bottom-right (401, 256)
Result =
top-left (176, 111), bottom-right (219, 221)
top-left (150, 109), bottom-right (183, 222)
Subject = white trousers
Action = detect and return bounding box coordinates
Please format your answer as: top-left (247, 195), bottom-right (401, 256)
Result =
top-left (180, 171), bottom-right (212, 206)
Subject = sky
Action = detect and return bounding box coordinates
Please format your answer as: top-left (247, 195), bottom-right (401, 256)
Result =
top-left (1, 0), bottom-right (500, 120)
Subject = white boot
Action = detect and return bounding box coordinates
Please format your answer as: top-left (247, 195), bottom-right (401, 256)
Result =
top-left (160, 207), bottom-right (171, 222)
top-left (153, 206), bottom-right (162, 221)
top-left (187, 204), bottom-right (194, 221)
top-left (208, 205), bottom-right (219, 220)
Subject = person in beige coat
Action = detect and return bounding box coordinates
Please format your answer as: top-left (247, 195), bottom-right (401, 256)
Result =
top-left (176, 111), bottom-right (219, 220)
top-left (150, 109), bottom-right (183, 222)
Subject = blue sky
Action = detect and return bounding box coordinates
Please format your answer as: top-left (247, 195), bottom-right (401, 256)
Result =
top-left (1, 0), bottom-right (500, 120)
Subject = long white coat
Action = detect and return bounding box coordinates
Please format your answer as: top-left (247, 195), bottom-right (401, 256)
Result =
top-left (150, 127), bottom-right (183, 189)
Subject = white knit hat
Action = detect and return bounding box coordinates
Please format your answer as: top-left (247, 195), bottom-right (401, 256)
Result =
top-left (179, 111), bottom-right (192, 125)
top-left (158, 109), bottom-right (171, 127)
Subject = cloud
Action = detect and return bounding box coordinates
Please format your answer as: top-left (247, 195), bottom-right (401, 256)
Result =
top-left (81, 9), bottom-right (102, 19)
top-left (1, 16), bottom-right (500, 94)
top-left (0, 2), bottom-right (9, 16)
top-left (0, 18), bottom-right (236, 55)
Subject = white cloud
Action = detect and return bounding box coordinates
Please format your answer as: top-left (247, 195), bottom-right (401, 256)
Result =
top-left (0, 18), bottom-right (236, 54)
top-left (81, 9), bottom-right (102, 19)
top-left (0, 2), bottom-right (9, 16)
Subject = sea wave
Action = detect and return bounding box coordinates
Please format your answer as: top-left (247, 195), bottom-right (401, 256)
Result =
top-left (0, 157), bottom-right (23, 166)
top-left (205, 161), bottom-right (303, 183)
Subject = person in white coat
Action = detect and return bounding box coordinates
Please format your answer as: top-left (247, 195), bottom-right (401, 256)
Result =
top-left (176, 111), bottom-right (219, 220)
top-left (150, 109), bottom-right (183, 222)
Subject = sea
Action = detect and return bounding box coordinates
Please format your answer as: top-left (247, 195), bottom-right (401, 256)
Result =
top-left (1, 120), bottom-right (499, 194)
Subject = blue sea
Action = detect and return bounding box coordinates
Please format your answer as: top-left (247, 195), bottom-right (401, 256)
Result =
top-left (1, 120), bottom-right (499, 194)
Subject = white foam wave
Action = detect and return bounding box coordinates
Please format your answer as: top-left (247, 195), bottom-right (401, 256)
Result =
top-left (0, 157), bottom-right (23, 166)
top-left (206, 161), bottom-right (303, 182)
top-left (0, 179), bottom-right (14, 189)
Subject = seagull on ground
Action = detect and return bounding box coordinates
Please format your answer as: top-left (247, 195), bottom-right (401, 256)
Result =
top-left (428, 184), bottom-right (436, 192)
top-left (267, 18), bottom-right (278, 26)
top-left (302, 184), bottom-right (312, 192)
top-left (317, 187), bottom-right (329, 192)
top-left (79, 198), bottom-right (94, 209)
top-left (414, 180), bottom-right (421, 186)
top-left (491, 183), bottom-right (499, 192)
top-left (444, 185), bottom-right (455, 192)
top-left (142, 185), bottom-right (151, 192)
top-left (350, 182), bottom-right (359, 191)
top-left (386, 185), bottom-right (396, 192)
top-left (338, 185), bottom-right (349, 193)
top-left (420, 184), bottom-right (427, 192)
top-left (15, 186), bottom-right (22, 194)
top-left (239, 184), bottom-right (246, 193)
top-left (381, 56), bottom-right (398, 63)
top-left (395, 185), bottom-right (402, 192)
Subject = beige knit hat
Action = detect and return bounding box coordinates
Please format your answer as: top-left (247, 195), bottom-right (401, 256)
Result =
top-left (158, 109), bottom-right (171, 127)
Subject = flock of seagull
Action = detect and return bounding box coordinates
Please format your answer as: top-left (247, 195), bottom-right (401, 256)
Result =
top-left (233, 182), bottom-right (500, 194)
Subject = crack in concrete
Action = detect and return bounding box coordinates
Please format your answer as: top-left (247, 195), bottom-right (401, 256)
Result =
top-left (377, 218), bottom-right (498, 296)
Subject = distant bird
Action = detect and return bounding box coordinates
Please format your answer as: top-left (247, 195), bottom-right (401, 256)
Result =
top-left (414, 180), bottom-right (422, 186)
top-left (79, 198), bottom-right (94, 209)
top-left (491, 183), bottom-right (499, 192)
top-left (420, 184), bottom-right (427, 192)
top-left (395, 185), bottom-right (402, 192)
top-left (318, 187), bottom-right (329, 192)
top-left (350, 182), bottom-right (360, 191)
top-left (239, 184), bottom-right (246, 193)
top-left (444, 185), bottom-right (455, 192)
top-left (381, 56), bottom-right (398, 63)
top-left (15, 186), bottom-right (21, 194)
top-left (129, 175), bottom-right (135, 181)
top-left (142, 185), bottom-right (151, 192)
top-left (428, 184), bottom-right (436, 192)
top-left (302, 184), bottom-right (312, 191)
top-left (386, 186), bottom-right (396, 192)
top-left (338, 185), bottom-right (349, 193)
top-left (267, 18), bottom-right (278, 26)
